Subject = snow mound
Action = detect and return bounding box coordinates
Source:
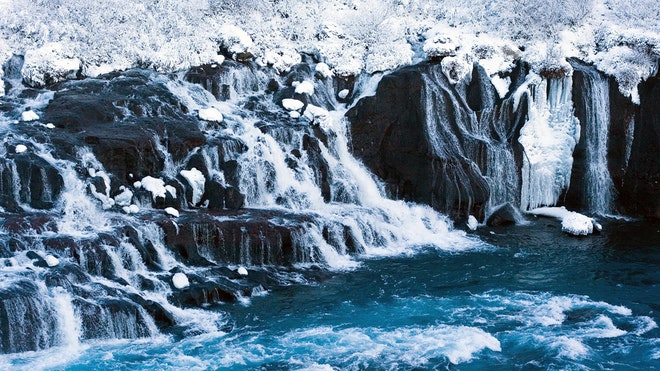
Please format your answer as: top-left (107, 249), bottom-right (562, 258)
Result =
top-left (529, 207), bottom-right (600, 236)
top-left (338, 89), bottom-right (350, 99)
top-left (21, 110), bottom-right (39, 122)
top-left (237, 266), bottom-right (248, 276)
top-left (22, 43), bottom-right (80, 88)
top-left (423, 32), bottom-right (460, 59)
top-left (198, 107), bottom-right (223, 122)
top-left (172, 272), bottom-right (189, 289)
top-left (282, 98), bottom-right (304, 111)
top-left (15, 144), bottom-right (27, 153)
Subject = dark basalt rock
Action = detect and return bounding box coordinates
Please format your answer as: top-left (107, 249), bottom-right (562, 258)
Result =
top-left (486, 202), bottom-right (521, 227)
top-left (347, 61), bottom-right (524, 219)
top-left (620, 76), bottom-right (660, 218)
top-left (0, 153), bottom-right (64, 210)
top-left (36, 69), bottom-right (206, 183)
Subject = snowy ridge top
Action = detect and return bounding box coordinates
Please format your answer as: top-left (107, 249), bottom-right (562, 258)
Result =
top-left (0, 0), bottom-right (658, 94)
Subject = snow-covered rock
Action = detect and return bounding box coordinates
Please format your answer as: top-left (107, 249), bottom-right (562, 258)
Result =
top-left (338, 89), bottom-right (350, 99)
top-left (122, 204), bottom-right (140, 214)
top-left (528, 207), bottom-right (600, 236)
top-left (219, 24), bottom-right (253, 57)
top-left (441, 55), bottom-right (472, 85)
top-left (237, 266), bottom-right (248, 276)
top-left (140, 176), bottom-right (167, 200)
top-left (14, 144), bottom-right (27, 153)
top-left (423, 32), bottom-right (460, 59)
top-left (303, 104), bottom-right (329, 123)
top-left (165, 207), bottom-right (179, 217)
top-left (180, 168), bottom-right (206, 205)
top-left (44, 255), bottom-right (60, 267)
top-left (315, 62), bottom-right (334, 79)
top-left (21, 110), bottom-right (39, 122)
top-left (295, 80), bottom-right (315, 95)
top-left (22, 43), bottom-right (80, 87)
top-left (198, 107), bottom-right (223, 122)
top-left (114, 186), bottom-right (133, 207)
top-left (45, 123), bottom-right (56, 129)
top-left (260, 48), bottom-right (301, 74)
top-left (289, 111), bottom-right (301, 119)
top-left (172, 272), bottom-right (189, 289)
top-left (467, 215), bottom-right (479, 231)
top-left (282, 98), bottom-right (304, 111)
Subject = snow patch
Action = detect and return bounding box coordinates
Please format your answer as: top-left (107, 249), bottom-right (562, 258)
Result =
top-left (237, 266), bottom-right (248, 276)
top-left (140, 176), bottom-right (168, 200)
top-left (14, 144), bottom-right (27, 153)
top-left (219, 24), bottom-right (253, 57)
top-left (338, 89), bottom-right (350, 99)
top-left (113, 186), bottom-right (133, 207)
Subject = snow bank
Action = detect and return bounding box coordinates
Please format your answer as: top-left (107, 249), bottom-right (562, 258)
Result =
top-left (22, 43), bottom-right (80, 87)
top-left (529, 207), bottom-right (600, 236)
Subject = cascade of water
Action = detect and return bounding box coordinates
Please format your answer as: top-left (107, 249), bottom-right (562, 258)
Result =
top-left (580, 69), bottom-right (615, 214)
top-left (518, 74), bottom-right (580, 210)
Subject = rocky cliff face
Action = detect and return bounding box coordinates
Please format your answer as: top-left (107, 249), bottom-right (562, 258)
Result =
top-left (347, 60), bottom-right (659, 220)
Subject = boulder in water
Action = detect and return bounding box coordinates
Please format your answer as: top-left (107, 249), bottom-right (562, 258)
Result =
top-left (486, 203), bottom-right (521, 227)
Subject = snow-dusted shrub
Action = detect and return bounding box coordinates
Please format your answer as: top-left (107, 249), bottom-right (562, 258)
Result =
top-left (22, 43), bottom-right (80, 87)
top-left (607, 0), bottom-right (660, 32)
top-left (593, 45), bottom-right (657, 104)
top-left (441, 54), bottom-right (472, 84)
top-left (365, 39), bottom-right (413, 74)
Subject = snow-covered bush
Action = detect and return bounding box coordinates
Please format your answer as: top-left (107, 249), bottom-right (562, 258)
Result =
top-left (22, 43), bottom-right (80, 87)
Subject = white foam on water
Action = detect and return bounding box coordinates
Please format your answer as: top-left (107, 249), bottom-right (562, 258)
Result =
top-left (278, 325), bottom-right (500, 366)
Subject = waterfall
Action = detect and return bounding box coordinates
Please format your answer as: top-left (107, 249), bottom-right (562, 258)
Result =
top-left (579, 68), bottom-right (616, 214)
top-left (517, 74), bottom-right (580, 210)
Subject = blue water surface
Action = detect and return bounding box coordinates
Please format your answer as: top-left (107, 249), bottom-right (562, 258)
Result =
top-left (5, 219), bottom-right (660, 370)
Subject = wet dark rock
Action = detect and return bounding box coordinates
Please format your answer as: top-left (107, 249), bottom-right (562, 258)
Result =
top-left (347, 62), bottom-right (506, 219)
top-left (0, 153), bottom-right (64, 210)
top-left (620, 76), bottom-right (660, 218)
top-left (38, 70), bottom-right (206, 182)
top-left (486, 203), bottom-right (521, 227)
top-left (168, 278), bottom-right (241, 307)
top-left (74, 297), bottom-right (153, 340)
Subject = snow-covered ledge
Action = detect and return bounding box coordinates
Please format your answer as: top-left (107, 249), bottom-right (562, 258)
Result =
top-left (528, 207), bottom-right (602, 236)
